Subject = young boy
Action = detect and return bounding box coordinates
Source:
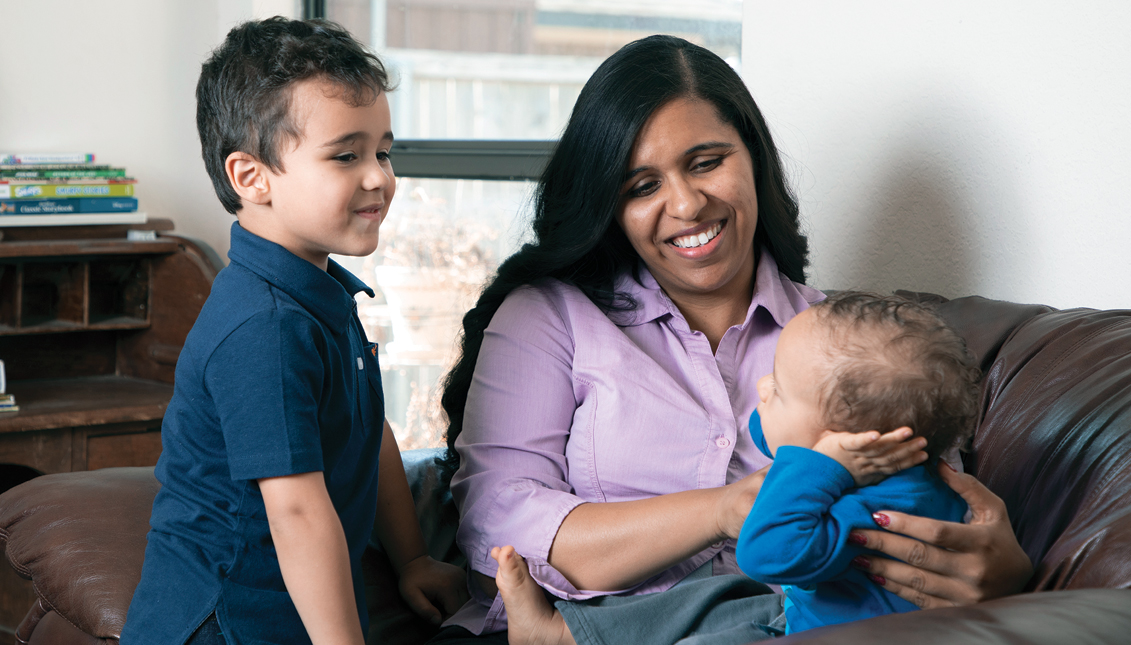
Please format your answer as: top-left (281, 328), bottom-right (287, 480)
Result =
top-left (122, 18), bottom-right (465, 645)
top-left (735, 291), bottom-right (977, 634)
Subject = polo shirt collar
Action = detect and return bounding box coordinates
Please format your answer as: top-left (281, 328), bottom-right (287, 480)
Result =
top-left (226, 222), bottom-right (374, 333)
top-left (614, 248), bottom-right (805, 330)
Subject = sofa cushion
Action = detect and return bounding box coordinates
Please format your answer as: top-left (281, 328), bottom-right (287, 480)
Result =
top-left (0, 467), bottom-right (158, 641)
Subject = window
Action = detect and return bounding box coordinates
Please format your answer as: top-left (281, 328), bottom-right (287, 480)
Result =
top-left (320, 0), bottom-right (743, 448)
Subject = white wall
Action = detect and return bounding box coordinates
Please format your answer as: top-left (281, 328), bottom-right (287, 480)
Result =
top-left (0, 0), bottom-right (300, 262)
top-left (743, 1), bottom-right (1131, 309)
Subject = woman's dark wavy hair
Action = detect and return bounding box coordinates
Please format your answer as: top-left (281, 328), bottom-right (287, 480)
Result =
top-left (438, 35), bottom-right (810, 476)
top-left (196, 17), bottom-right (391, 214)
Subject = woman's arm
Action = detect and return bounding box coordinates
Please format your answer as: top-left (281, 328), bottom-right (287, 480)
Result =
top-left (548, 467), bottom-right (766, 591)
top-left (850, 461), bottom-right (1033, 607)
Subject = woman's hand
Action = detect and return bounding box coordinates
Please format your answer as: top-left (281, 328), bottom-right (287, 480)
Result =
top-left (716, 465), bottom-right (769, 539)
top-left (812, 426), bottom-right (928, 486)
top-left (849, 461), bottom-right (1033, 608)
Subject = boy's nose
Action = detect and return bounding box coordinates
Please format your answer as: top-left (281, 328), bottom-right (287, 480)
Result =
top-left (362, 161), bottom-right (391, 191)
top-left (756, 374), bottom-right (771, 403)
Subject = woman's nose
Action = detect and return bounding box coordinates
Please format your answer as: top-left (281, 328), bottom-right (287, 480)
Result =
top-left (664, 174), bottom-right (707, 221)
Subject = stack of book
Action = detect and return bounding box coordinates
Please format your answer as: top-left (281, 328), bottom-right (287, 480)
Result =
top-left (0, 152), bottom-right (146, 226)
top-left (0, 393), bottom-right (16, 414)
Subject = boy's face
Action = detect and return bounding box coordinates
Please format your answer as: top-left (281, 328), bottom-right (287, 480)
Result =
top-left (248, 79), bottom-right (396, 268)
top-left (756, 308), bottom-right (833, 456)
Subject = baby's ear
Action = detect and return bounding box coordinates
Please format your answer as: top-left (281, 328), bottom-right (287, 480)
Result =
top-left (225, 151), bottom-right (271, 206)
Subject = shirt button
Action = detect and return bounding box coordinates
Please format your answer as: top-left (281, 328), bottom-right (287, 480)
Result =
top-left (715, 437), bottom-right (731, 448)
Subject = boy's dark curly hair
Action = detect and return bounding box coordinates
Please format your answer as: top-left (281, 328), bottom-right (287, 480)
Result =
top-left (196, 17), bottom-right (391, 214)
top-left (812, 292), bottom-right (981, 463)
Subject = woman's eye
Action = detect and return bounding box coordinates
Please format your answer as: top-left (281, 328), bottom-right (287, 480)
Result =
top-left (630, 180), bottom-right (659, 197)
top-left (334, 153), bottom-right (358, 163)
top-left (694, 157), bottom-right (723, 172)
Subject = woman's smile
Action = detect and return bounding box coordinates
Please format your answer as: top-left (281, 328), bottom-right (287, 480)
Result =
top-left (667, 219), bottom-right (726, 254)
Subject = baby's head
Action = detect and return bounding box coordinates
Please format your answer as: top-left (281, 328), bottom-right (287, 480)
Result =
top-left (756, 292), bottom-right (980, 463)
top-left (196, 17), bottom-right (393, 216)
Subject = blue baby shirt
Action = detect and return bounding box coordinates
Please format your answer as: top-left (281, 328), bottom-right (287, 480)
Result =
top-left (737, 410), bottom-right (967, 634)
top-left (122, 223), bottom-right (384, 645)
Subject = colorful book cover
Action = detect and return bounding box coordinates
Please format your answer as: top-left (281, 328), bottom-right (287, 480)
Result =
top-left (0, 183), bottom-right (135, 200)
top-left (0, 211), bottom-right (147, 227)
top-left (0, 197), bottom-right (138, 214)
top-left (0, 153), bottom-right (95, 165)
top-left (0, 166), bottom-right (126, 179)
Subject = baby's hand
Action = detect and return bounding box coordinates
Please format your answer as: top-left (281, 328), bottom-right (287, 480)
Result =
top-left (812, 427), bottom-right (928, 486)
top-left (398, 555), bottom-right (469, 626)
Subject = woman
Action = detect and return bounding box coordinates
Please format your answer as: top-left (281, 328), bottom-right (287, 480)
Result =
top-left (432, 35), bottom-right (1031, 644)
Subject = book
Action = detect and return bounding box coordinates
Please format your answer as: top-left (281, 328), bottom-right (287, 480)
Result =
top-left (0, 183), bottom-right (135, 200)
top-left (0, 212), bottom-right (148, 227)
top-left (0, 166), bottom-right (127, 179)
top-left (0, 197), bottom-right (139, 214)
top-left (0, 153), bottom-right (95, 165)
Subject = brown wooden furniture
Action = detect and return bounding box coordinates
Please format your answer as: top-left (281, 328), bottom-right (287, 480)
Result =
top-left (0, 221), bottom-right (222, 633)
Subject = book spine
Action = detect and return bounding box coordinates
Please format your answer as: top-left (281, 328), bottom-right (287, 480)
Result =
top-left (0, 197), bottom-right (138, 214)
top-left (0, 153), bottom-right (95, 165)
top-left (0, 168), bottom-right (127, 179)
top-left (0, 183), bottom-right (135, 199)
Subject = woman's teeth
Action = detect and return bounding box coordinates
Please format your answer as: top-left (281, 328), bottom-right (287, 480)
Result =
top-left (671, 222), bottom-right (722, 249)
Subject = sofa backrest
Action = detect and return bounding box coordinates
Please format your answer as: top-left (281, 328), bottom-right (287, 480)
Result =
top-left (940, 297), bottom-right (1131, 591)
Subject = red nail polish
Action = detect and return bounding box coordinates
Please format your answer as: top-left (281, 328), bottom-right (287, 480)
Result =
top-left (872, 512), bottom-right (891, 527)
top-left (941, 460), bottom-right (956, 472)
top-left (851, 555), bottom-right (871, 569)
top-left (848, 532), bottom-right (867, 546)
top-left (868, 573), bottom-right (886, 585)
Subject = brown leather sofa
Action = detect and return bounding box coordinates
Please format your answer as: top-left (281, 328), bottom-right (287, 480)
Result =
top-left (2, 294), bottom-right (1131, 644)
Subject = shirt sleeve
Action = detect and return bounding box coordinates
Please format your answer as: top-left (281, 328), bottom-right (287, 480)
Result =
top-left (204, 309), bottom-right (326, 481)
top-left (736, 447), bottom-right (869, 586)
top-left (451, 285), bottom-right (594, 600)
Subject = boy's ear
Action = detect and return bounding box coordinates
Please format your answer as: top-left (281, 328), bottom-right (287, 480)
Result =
top-left (225, 151), bottom-right (271, 206)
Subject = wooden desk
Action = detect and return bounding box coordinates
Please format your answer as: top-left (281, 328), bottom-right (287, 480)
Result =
top-left (0, 222), bottom-right (221, 632)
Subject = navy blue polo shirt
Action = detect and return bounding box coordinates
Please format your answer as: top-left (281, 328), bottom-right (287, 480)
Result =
top-left (122, 223), bottom-right (384, 645)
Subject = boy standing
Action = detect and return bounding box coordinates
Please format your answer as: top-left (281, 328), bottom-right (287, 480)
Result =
top-left (123, 18), bottom-right (465, 645)
top-left (736, 292), bottom-right (976, 634)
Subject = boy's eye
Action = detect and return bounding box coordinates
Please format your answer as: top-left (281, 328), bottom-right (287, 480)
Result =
top-left (333, 153), bottom-right (358, 163)
top-left (376, 151), bottom-right (391, 162)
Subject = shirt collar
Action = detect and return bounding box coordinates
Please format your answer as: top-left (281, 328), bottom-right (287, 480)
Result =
top-left (613, 249), bottom-right (814, 330)
top-left (226, 222), bottom-right (374, 333)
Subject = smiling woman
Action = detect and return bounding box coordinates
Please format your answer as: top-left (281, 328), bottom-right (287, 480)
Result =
top-left (425, 34), bottom-right (1033, 645)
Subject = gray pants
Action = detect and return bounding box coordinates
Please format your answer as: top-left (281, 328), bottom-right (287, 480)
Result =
top-left (555, 565), bottom-right (785, 645)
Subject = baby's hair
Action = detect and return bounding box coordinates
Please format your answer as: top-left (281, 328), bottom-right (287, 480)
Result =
top-left (196, 16), bottom-right (392, 214)
top-left (811, 292), bottom-right (981, 463)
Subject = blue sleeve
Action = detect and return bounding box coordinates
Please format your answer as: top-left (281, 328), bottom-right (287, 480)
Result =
top-left (736, 447), bottom-right (873, 586)
top-left (204, 309), bottom-right (327, 481)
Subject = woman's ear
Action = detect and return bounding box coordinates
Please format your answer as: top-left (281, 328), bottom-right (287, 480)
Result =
top-left (225, 151), bottom-right (271, 206)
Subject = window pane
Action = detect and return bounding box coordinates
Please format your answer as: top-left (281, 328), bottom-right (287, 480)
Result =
top-left (333, 177), bottom-right (535, 448)
top-left (327, 0), bottom-right (744, 139)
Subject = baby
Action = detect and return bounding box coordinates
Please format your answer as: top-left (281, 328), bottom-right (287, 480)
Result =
top-left (735, 291), bottom-right (977, 634)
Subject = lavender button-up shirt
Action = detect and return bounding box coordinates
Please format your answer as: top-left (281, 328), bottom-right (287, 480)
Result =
top-left (448, 251), bottom-right (825, 633)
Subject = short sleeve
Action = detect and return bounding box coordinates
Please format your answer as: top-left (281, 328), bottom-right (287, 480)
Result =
top-left (205, 309), bottom-right (326, 481)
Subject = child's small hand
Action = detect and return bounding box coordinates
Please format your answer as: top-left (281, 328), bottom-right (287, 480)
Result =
top-left (812, 427), bottom-right (928, 486)
top-left (398, 555), bottom-right (469, 626)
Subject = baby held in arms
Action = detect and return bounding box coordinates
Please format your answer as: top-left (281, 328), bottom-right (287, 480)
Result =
top-left (487, 291), bottom-right (977, 644)
top-left (736, 291), bottom-right (977, 634)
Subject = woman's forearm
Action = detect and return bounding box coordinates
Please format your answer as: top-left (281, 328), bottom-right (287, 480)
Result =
top-left (547, 469), bottom-right (764, 591)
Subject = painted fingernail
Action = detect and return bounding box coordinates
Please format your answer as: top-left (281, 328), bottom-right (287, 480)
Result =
top-left (872, 512), bottom-right (891, 527)
top-left (851, 555), bottom-right (871, 569)
top-left (941, 460), bottom-right (956, 471)
top-left (867, 573), bottom-right (886, 586)
top-left (848, 532), bottom-right (867, 546)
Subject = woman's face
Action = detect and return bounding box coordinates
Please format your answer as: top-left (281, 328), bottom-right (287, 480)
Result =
top-left (616, 96), bottom-right (759, 307)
